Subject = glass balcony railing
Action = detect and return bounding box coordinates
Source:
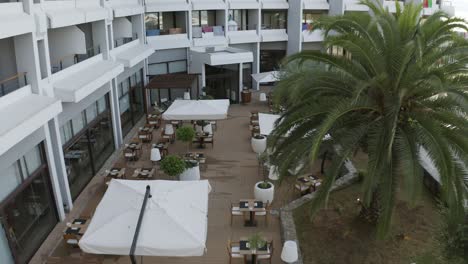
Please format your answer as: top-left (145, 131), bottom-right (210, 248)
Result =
top-left (114, 33), bottom-right (138, 48)
top-left (0, 72), bottom-right (28, 98)
top-left (51, 45), bottom-right (101, 74)
top-left (227, 23), bottom-right (257, 32)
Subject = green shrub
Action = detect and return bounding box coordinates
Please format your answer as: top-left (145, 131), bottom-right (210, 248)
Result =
top-left (160, 155), bottom-right (186, 177)
top-left (176, 126), bottom-right (196, 151)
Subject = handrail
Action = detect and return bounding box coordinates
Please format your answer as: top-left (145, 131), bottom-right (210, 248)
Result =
top-left (0, 72), bottom-right (27, 85)
top-left (51, 45), bottom-right (101, 73)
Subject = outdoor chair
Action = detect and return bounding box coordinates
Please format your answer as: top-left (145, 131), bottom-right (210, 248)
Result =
top-left (204, 135), bottom-right (214, 148)
top-left (294, 182), bottom-right (310, 196)
top-left (210, 121), bottom-right (217, 131)
top-left (161, 129), bottom-right (175, 143)
top-left (124, 148), bottom-right (137, 162)
top-left (227, 240), bottom-right (245, 264)
top-left (230, 203), bottom-right (244, 226)
top-left (257, 241), bottom-right (274, 263)
top-left (254, 201), bottom-right (270, 226)
top-left (63, 233), bottom-right (80, 249)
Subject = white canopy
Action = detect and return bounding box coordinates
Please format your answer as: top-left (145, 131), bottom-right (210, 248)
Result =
top-left (259, 113), bottom-right (331, 140)
top-left (79, 179), bottom-right (211, 257)
top-left (251, 71), bottom-right (280, 83)
top-left (259, 113), bottom-right (280, 136)
top-left (162, 99), bottom-right (230, 120)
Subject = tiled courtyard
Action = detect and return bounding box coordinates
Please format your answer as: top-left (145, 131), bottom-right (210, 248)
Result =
top-left (30, 94), bottom-right (317, 264)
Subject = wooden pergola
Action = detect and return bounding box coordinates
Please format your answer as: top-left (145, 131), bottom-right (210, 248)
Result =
top-left (145, 73), bottom-right (199, 108)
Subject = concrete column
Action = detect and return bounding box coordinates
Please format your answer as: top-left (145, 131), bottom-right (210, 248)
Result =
top-left (43, 119), bottom-right (70, 220)
top-left (329, 0), bottom-right (345, 16)
top-left (201, 63), bottom-right (206, 87)
top-left (287, 0), bottom-right (303, 55)
top-left (239, 63), bottom-right (243, 102)
top-left (110, 79), bottom-right (123, 147)
top-left (253, 42), bottom-right (260, 90)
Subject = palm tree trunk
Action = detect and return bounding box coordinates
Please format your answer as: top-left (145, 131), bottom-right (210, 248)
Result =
top-left (359, 189), bottom-right (381, 224)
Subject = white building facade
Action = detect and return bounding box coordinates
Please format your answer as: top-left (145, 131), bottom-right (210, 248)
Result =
top-left (0, 0), bottom-right (455, 263)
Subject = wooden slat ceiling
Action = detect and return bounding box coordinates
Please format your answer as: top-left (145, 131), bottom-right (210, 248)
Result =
top-left (146, 73), bottom-right (198, 89)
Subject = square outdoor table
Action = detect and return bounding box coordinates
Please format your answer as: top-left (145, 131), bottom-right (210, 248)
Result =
top-left (239, 200), bottom-right (265, 227)
top-left (239, 239), bottom-right (269, 264)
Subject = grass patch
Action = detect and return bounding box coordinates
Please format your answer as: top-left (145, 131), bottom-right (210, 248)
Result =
top-left (293, 184), bottom-right (447, 264)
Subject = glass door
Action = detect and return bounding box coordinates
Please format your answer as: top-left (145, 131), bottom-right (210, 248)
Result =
top-left (205, 64), bottom-right (240, 103)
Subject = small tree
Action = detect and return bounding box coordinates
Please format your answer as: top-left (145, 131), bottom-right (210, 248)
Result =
top-left (160, 155), bottom-right (186, 178)
top-left (248, 233), bottom-right (266, 250)
top-left (176, 126), bottom-right (196, 151)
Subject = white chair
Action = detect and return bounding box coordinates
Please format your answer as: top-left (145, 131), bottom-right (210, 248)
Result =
top-left (183, 91), bottom-right (191, 100)
top-left (195, 125), bottom-right (203, 134)
top-left (255, 201), bottom-right (270, 226)
top-left (257, 241), bottom-right (273, 263)
top-left (210, 121), bottom-right (217, 131)
top-left (230, 203), bottom-right (244, 226)
top-left (259, 93), bottom-right (267, 102)
top-left (227, 240), bottom-right (244, 264)
top-left (203, 124), bottom-right (213, 135)
top-left (165, 124), bottom-right (174, 135)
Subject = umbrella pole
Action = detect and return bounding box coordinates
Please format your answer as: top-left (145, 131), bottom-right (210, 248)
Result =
top-left (130, 185), bottom-right (151, 264)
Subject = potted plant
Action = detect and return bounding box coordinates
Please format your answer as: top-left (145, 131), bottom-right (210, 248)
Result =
top-left (254, 152), bottom-right (275, 203)
top-left (251, 135), bottom-right (267, 154)
top-left (179, 160), bottom-right (201, 181)
top-left (176, 126), bottom-right (196, 151)
top-left (247, 233), bottom-right (267, 252)
top-left (160, 155), bottom-right (186, 179)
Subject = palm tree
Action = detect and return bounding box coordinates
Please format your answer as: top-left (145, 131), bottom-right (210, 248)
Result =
top-left (269, 0), bottom-right (468, 238)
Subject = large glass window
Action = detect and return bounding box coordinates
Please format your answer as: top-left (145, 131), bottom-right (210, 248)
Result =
top-left (61, 94), bottom-right (115, 200)
top-left (261, 10), bottom-right (287, 30)
top-left (228, 10), bottom-right (253, 30)
top-left (192, 10), bottom-right (209, 26)
top-left (145, 12), bottom-right (187, 36)
top-left (0, 144), bottom-right (58, 264)
top-left (260, 49), bottom-right (286, 72)
top-left (71, 113), bottom-right (85, 136)
top-left (118, 69), bottom-right (145, 137)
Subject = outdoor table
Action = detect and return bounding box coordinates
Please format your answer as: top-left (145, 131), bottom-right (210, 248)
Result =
top-left (138, 127), bottom-right (154, 142)
top-left (152, 142), bottom-right (169, 156)
top-left (104, 168), bottom-right (126, 185)
top-left (297, 175), bottom-right (322, 192)
top-left (184, 152), bottom-right (205, 162)
top-left (132, 168), bottom-right (155, 179)
top-left (146, 114), bottom-right (160, 128)
top-left (195, 132), bottom-right (210, 148)
top-left (239, 238), bottom-right (268, 264)
top-left (127, 142), bottom-right (142, 155)
top-left (64, 218), bottom-right (90, 236)
top-left (64, 150), bottom-right (84, 160)
top-left (239, 199), bottom-right (264, 227)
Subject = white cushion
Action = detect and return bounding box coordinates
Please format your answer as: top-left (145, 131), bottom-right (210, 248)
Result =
top-left (231, 246), bottom-right (240, 253)
top-left (232, 210), bottom-right (243, 216)
top-left (257, 254), bottom-right (271, 259)
top-left (255, 211), bottom-right (267, 216)
top-left (295, 184), bottom-right (309, 191)
top-left (67, 239), bottom-right (79, 244)
top-left (231, 253), bottom-right (243, 258)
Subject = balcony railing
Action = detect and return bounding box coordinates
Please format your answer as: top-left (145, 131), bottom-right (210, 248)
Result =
top-left (0, 72), bottom-right (28, 98)
top-left (114, 33), bottom-right (138, 48)
top-left (261, 24), bottom-right (287, 30)
top-left (146, 28), bottom-right (187, 37)
top-left (51, 45), bottom-right (101, 74)
top-left (227, 23), bottom-right (257, 32)
top-left (192, 25), bottom-right (225, 38)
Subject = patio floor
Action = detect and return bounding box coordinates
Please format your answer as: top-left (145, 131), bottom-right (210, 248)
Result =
top-left (31, 92), bottom-right (314, 264)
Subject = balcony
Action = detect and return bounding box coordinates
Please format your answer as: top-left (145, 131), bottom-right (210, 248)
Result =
top-left (110, 40), bottom-right (154, 68)
top-left (261, 28), bottom-right (287, 42)
top-left (0, 2), bottom-right (35, 39)
top-left (52, 55), bottom-right (123, 103)
top-left (302, 29), bottom-right (324, 42)
top-left (51, 45), bottom-right (101, 74)
top-left (261, 0), bottom-right (289, 9)
top-left (147, 33), bottom-right (191, 50)
top-left (228, 0), bottom-right (261, 9)
top-left (383, 0), bottom-right (405, 13)
top-left (227, 24), bottom-right (260, 44)
top-left (42, 0), bottom-right (108, 28)
top-left (0, 86), bottom-right (62, 156)
top-left (192, 25), bottom-right (227, 46)
top-left (145, 0), bottom-right (190, 12)
top-left (0, 73), bottom-right (28, 98)
top-left (106, 0), bottom-right (144, 17)
top-left (344, 0), bottom-right (369, 12)
top-left (190, 46), bottom-right (253, 67)
top-left (303, 0), bottom-right (329, 10)
top-left (145, 11), bottom-right (190, 50)
top-left (191, 0), bottom-right (227, 10)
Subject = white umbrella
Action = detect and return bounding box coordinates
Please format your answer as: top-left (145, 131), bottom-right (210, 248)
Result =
top-left (162, 99), bottom-right (230, 120)
top-left (79, 179), bottom-right (211, 257)
top-left (251, 71), bottom-right (280, 83)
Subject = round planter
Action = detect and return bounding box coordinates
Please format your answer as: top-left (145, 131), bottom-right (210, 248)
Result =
top-left (251, 135), bottom-right (267, 154)
top-left (179, 165), bottom-right (200, 181)
top-left (254, 181), bottom-right (274, 203)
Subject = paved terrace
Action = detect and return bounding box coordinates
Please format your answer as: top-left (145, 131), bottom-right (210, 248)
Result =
top-left (31, 94), bottom-right (322, 264)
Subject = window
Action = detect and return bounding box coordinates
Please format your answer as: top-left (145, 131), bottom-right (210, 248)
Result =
top-left (145, 13), bottom-right (161, 30)
top-left (262, 10), bottom-right (287, 30)
top-left (0, 164), bottom-right (22, 201)
top-left (71, 113), bottom-right (85, 135)
top-left (303, 11), bottom-right (323, 24)
top-left (97, 97), bottom-right (107, 114)
top-left (61, 121), bottom-right (73, 144)
top-left (228, 10), bottom-right (251, 30)
top-left (192, 10), bottom-right (209, 26)
top-left (85, 103), bottom-right (98, 123)
top-left (22, 146), bottom-right (43, 176)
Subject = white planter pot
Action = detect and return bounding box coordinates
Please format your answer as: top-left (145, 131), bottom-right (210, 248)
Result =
top-left (179, 165), bottom-right (200, 181)
top-left (251, 136), bottom-right (267, 154)
top-left (254, 181), bottom-right (274, 203)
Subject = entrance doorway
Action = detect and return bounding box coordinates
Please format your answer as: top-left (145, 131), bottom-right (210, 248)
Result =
top-left (205, 64), bottom-right (239, 104)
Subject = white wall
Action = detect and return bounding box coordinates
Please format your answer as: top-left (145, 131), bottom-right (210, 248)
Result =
top-left (148, 48), bottom-right (187, 64)
top-left (113, 17), bottom-right (133, 39)
top-left (14, 33), bottom-right (41, 93)
top-left (47, 26), bottom-right (86, 68)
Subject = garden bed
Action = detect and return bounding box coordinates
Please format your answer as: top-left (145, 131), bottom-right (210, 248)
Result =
top-left (293, 184), bottom-right (444, 264)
